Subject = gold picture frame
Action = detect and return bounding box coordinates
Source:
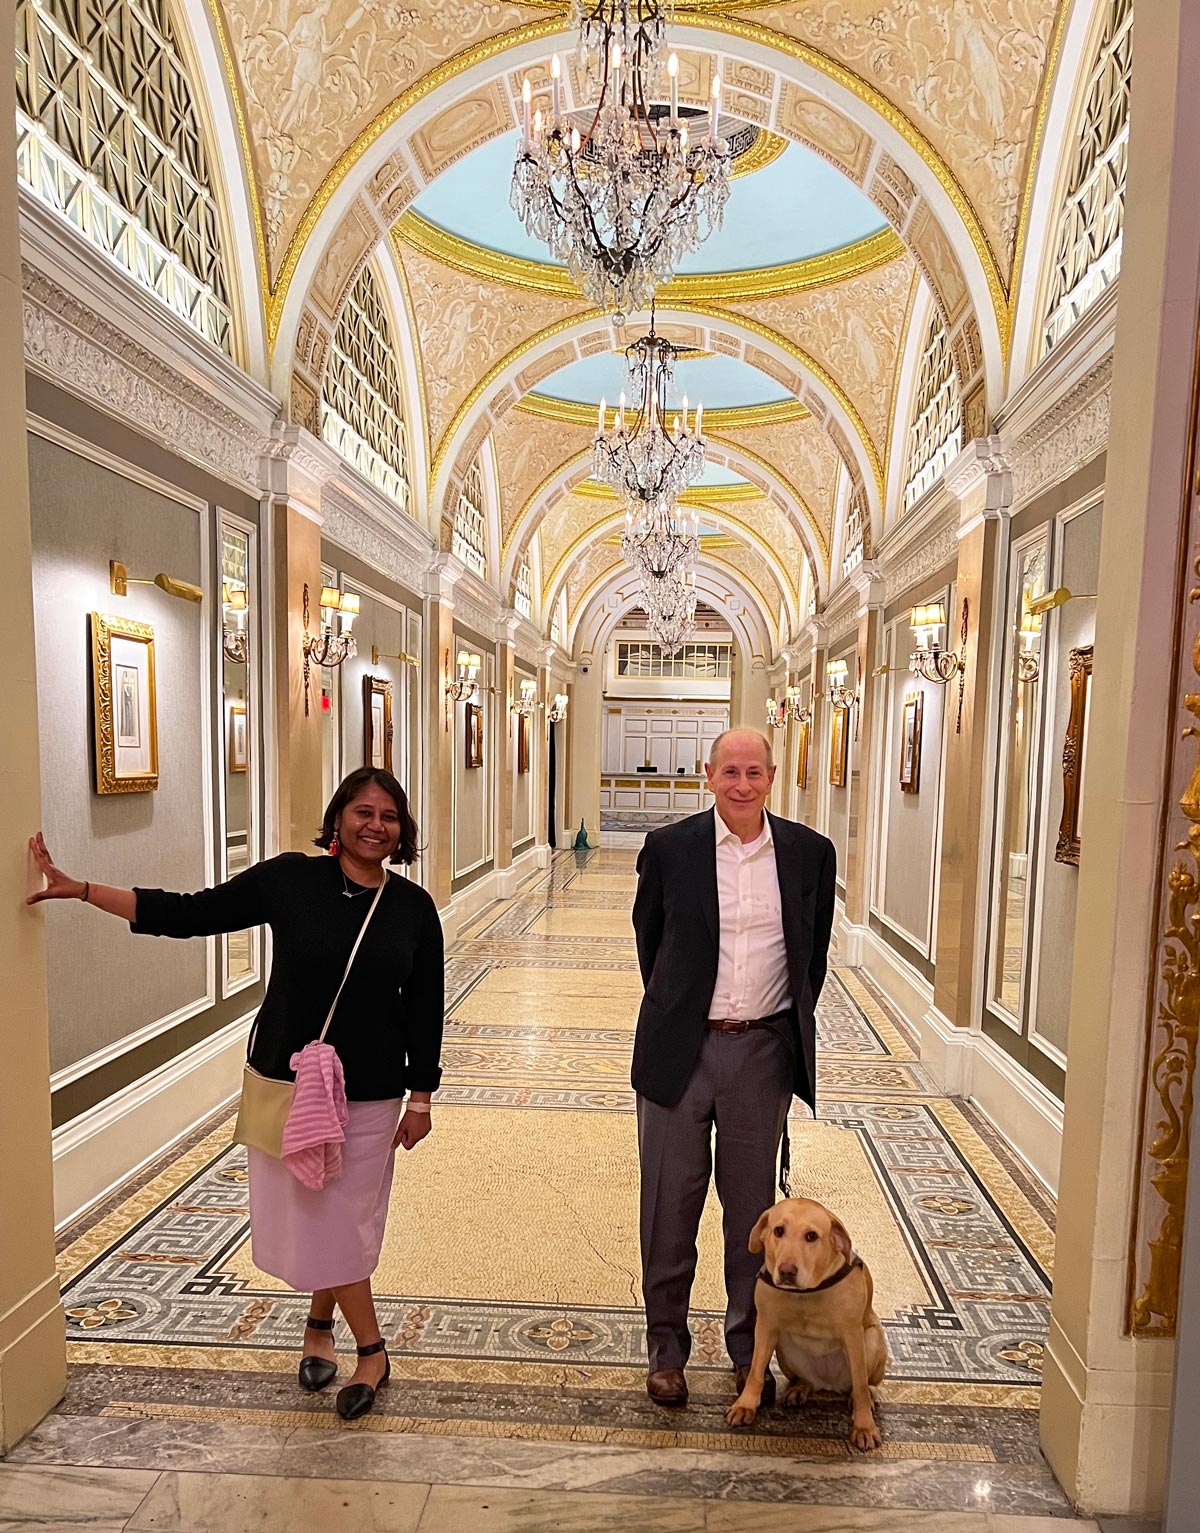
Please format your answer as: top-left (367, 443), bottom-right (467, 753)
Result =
top-left (829, 706), bottom-right (848, 788)
top-left (466, 701), bottom-right (484, 769)
top-left (1055, 644), bottom-right (1093, 865)
top-left (228, 703), bottom-right (248, 773)
top-left (364, 674), bottom-right (394, 772)
top-left (900, 692), bottom-right (923, 793)
top-left (90, 612), bottom-right (158, 794)
top-left (517, 710), bottom-right (531, 774)
top-left (796, 717), bottom-right (810, 790)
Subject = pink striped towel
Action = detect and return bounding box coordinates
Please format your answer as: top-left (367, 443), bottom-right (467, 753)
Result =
top-left (281, 1041), bottom-right (349, 1191)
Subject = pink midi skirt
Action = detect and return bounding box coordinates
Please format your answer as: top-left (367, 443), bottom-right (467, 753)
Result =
top-left (247, 1097), bottom-right (403, 1291)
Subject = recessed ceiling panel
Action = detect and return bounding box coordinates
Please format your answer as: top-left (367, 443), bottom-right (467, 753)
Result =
top-left (412, 131), bottom-right (886, 275)
top-left (531, 351), bottom-right (790, 410)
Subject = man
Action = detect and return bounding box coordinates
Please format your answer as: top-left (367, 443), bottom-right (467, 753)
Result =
top-left (632, 728), bottom-right (836, 1407)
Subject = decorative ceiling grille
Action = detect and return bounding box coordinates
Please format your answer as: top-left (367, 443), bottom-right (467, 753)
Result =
top-left (1041, 0), bottom-right (1132, 355)
top-left (902, 307), bottom-right (962, 511)
top-left (841, 484), bottom-right (867, 579)
top-left (451, 458), bottom-right (487, 576)
top-left (515, 553), bottom-right (533, 621)
top-left (15, 0), bottom-right (232, 352)
top-left (322, 264), bottom-right (412, 512)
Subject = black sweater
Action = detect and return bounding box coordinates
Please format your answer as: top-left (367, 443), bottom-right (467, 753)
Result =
top-left (132, 853), bottom-right (444, 1101)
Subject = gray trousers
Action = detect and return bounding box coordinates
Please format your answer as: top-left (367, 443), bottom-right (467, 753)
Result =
top-left (636, 1023), bottom-right (794, 1372)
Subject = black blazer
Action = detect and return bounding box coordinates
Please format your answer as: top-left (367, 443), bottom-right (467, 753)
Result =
top-left (631, 809), bottom-right (836, 1110)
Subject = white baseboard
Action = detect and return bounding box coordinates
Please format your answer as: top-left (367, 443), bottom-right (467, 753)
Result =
top-left (441, 844), bottom-right (546, 940)
top-left (969, 1030), bottom-right (1063, 1196)
top-left (843, 918), bottom-right (1062, 1197)
top-left (52, 1012), bottom-right (251, 1230)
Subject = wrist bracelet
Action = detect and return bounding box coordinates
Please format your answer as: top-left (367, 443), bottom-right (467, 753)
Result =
top-left (81, 881), bottom-right (90, 904)
top-left (404, 1101), bottom-right (432, 1114)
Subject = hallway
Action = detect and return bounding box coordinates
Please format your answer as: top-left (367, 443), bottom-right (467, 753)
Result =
top-left (1, 848), bottom-right (1086, 1526)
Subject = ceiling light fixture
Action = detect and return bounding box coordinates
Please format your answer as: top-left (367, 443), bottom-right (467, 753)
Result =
top-left (511, 1), bottom-right (731, 318)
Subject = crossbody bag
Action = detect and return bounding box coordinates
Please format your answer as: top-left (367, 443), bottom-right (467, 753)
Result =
top-left (232, 874), bottom-right (388, 1157)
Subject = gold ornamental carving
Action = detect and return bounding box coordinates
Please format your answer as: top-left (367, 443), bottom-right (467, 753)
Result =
top-left (1128, 380), bottom-right (1200, 1337)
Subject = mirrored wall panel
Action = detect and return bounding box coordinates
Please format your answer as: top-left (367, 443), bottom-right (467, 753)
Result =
top-left (219, 515), bottom-right (260, 993)
top-left (988, 533), bottom-right (1048, 1023)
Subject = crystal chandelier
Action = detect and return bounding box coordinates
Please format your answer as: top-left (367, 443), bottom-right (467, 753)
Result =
top-left (640, 563), bottom-right (697, 655)
top-left (621, 495), bottom-right (698, 585)
top-left (511, 1), bottom-right (732, 318)
top-left (593, 309), bottom-right (706, 504)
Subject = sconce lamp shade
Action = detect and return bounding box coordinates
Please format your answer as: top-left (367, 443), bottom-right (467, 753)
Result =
top-left (338, 592), bottom-right (360, 618)
top-left (226, 587), bottom-right (248, 613)
top-left (456, 650), bottom-right (471, 669)
top-left (910, 601), bottom-right (946, 631)
top-left (319, 585), bottom-right (342, 612)
top-left (827, 659), bottom-right (848, 685)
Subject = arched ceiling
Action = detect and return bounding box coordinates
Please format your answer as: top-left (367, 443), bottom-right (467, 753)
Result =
top-left (212, 0), bottom-right (1067, 654)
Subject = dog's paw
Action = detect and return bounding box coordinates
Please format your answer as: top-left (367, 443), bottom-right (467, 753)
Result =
top-left (780, 1380), bottom-right (811, 1408)
top-left (849, 1417), bottom-right (882, 1452)
top-left (725, 1399), bottom-right (758, 1428)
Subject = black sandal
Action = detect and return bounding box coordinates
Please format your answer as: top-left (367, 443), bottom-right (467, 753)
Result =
top-left (335, 1339), bottom-right (390, 1421)
top-left (298, 1316), bottom-right (337, 1393)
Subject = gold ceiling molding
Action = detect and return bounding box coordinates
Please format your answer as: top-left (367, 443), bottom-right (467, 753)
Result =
top-left (515, 392), bottom-right (811, 431)
top-left (690, 302), bottom-right (884, 502)
top-left (204, 0), bottom-right (270, 314)
top-left (264, 8), bottom-right (1007, 360)
top-left (395, 211), bottom-right (903, 302)
top-left (386, 231), bottom-right (433, 471)
top-left (730, 127), bottom-right (788, 180)
top-left (1006, 0), bottom-right (1073, 369)
top-left (434, 304), bottom-right (877, 521)
top-left (706, 431), bottom-right (828, 566)
top-left (574, 478), bottom-right (765, 506)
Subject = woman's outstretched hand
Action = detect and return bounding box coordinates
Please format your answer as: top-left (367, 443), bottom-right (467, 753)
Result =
top-left (394, 1108), bottom-right (432, 1151)
top-left (27, 832), bottom-right (85, 904)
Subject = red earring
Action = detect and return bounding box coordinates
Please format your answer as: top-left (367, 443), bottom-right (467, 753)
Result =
top-left (329, 832), bottom-right (340, 856)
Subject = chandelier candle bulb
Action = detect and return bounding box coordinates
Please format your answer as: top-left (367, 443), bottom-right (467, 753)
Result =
top-left (710, 74), bottom-right (721, 142)
top-left (551, 52), bottom-right (561, 121)
top-left (522, 77), bottom-right (531, 141)
top-left (533, 107), bottom-right (543, 137)
top-left (597, 396), bottom-right (606, 435)
top-left (669, 51), bottom-right (679, 119)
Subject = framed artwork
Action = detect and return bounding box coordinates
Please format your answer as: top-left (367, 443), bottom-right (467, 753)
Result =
top-left (363, 674), bottom-right (393, 772)
top-left (228, 704), bottom-right (248, 773)
top-left (1055, 644), bottom-right (1094, 865)
top-left (796, 717), bottom-right (810, 790)
top-left (517, 710), bottom-right (531, 774)
top-left (829, 705), bottom-right (848, 788)
top-left (899, 692), bottom-right (923, 793)
top-left (90, 612), bottom-right (158, 794)
top-left (465, 701), bottom-right (484, 769)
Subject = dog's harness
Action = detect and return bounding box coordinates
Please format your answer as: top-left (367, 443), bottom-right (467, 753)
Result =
top-left (756, 1254), bottom-right (863, 1293)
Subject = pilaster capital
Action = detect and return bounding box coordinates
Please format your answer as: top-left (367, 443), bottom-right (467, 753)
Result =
top-left (945, 435), bottom-right (1014, 537)
top-left (537, 642), bottom-right (557, 670)
top-left (499, 613), bottom-right (523, 646)
top-left (801, 615), bottom-right (829, 650)
top-left (424, 552), bottom-right (467, 604)
top-left (849, 558), bottom-right (885, 615)
top-left (262, 425), bottom-right (340, 522)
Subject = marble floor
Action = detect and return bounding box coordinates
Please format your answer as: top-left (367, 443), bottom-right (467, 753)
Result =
top-left (4, 847), bottom-right (1097, 1528)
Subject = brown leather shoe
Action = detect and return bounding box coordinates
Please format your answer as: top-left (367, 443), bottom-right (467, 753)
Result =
top-left (734, 1364), bottom-right (776, 1405)
top-left (646, 1368), bottom-right (688, 1406)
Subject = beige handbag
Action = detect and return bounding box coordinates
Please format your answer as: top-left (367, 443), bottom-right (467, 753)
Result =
top-left (232, 875), bottom-right (388, 1157)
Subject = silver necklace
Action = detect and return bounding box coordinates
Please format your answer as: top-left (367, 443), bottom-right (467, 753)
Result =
top-left (340, 868), bottom-right (375, 899)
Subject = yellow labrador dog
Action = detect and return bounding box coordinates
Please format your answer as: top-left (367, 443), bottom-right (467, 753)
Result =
top-left (726, 1196), bottom-right (887, 1450)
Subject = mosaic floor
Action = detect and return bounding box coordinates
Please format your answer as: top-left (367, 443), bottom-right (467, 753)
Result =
top-left (24, 848), bottom-right (1073, 1517)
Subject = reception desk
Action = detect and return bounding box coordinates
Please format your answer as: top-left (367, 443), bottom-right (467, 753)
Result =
top-left (599, 773), bottom-right (710, 825)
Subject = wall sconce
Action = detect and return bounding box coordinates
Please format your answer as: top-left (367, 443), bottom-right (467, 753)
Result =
top-left (826, 659), bottom-right (857, 711)
top-left (513, 677), bottom-right (538, 717)
top-left (446, 649), bottom-right (481, 705)
top-left (909, 597), bottom-right (970, 733)
top-left (1026, 586), bottom-right (1097, 617)
top-left (110, 560), bottom-right (202, 604)
top-left (547, 693), bottom-right (568, 724)
top-left (302, 582), bottom-right (358, 715)
top-left (1017, 608), bottom-right (1043, 683)
top-left (785, 685), bottom-right (812, 724)
top-left (765, 697), bottom-right (788, 730)
top-left (370, 645), bottom-right (419, 667)
top-left (221, 583), bottom-right (248, 664)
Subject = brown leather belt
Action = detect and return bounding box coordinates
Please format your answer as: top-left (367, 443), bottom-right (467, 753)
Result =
top-left (706, 1009), bottom-right (791, 1035)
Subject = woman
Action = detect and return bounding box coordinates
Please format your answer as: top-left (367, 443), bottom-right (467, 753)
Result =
top-left (28, 767), bottom-right (443, 1422)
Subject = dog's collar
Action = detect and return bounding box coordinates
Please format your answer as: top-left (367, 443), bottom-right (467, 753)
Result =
top-left (757, 1253), bottom-right (863, 1293)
